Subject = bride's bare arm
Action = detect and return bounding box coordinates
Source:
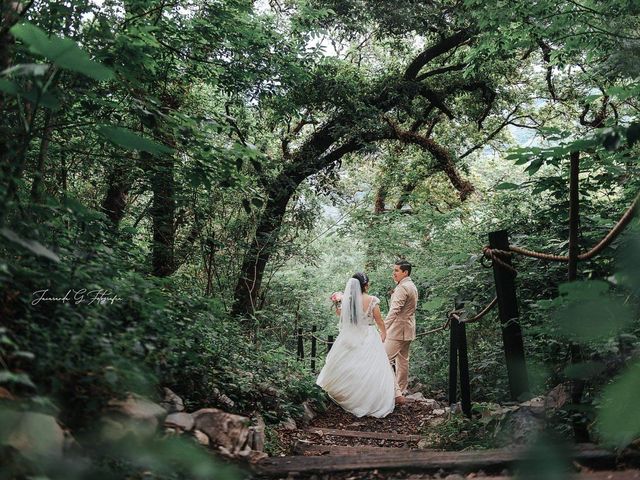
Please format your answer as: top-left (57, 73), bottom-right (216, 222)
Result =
top-left (373, 305), bottom-right (386, 342)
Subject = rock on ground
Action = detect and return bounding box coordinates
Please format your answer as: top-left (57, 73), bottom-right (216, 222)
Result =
top-left (192, 429), bottom-right (210, 446)
top-left (192, 408), bottom-right (250, 456)
top-left (302, 401), bottom-right (316, 426)
top-left (160, 387), bottom-right (185, 413)
top-left (279, 417), bottom-right (297, 431)
top-left (102, 394), bottom-right (167, 441)
top-left (1, 411), bottom-right (64, 462)
top-left (164, 412), bottom-right (194, 432)
top-left (249, 413), bottom-right (266, 452)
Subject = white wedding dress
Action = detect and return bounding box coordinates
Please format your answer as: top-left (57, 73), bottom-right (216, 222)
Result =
top-left (316, 279), bottom-right (395, 418)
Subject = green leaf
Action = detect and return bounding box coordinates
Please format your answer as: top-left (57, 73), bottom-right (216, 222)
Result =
top-left (10, 22), bottom-right (113, 81)
top-left (10, 351), bottom-right (35, 362)
top-left (524, 157), bottom-right (544, 175)
top-left (616, 231), bottom-right (640, 293)
top-left (0, 228), bottom-right (60, 262)
top-left (556, 295), bottom-right (633, 342)
top-left (0, 79), bottom-right (20, 95)
top-left (515, 435), bottom-right (572, 480)
top-left (607, 84), bottom-right (640, 101)
top-left (20, 89), bottom-right (59, 109)
top-left (0, 371), bottom-right (36, 389)
top-left (97, 126), bottom-right (173, 155)
top-left (0, 79), bottom-right (59, 109)
top-left (598, 361), bottom-right (640, 447)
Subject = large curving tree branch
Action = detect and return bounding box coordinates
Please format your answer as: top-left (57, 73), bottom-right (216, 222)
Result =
top-left (404, 30), bottom-right (473, 80)
top-left (384, 117), bottom-right (475, 201)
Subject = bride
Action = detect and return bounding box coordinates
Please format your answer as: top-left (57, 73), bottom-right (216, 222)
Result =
top-left (316, 272), bottom-right (396, 418)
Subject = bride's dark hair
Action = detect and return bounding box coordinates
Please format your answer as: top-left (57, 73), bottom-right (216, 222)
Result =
top-left (352, 272), bottom-right (369, 293)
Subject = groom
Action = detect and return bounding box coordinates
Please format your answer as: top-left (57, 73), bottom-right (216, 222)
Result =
top-left (384, 260), bottom-right (418, 405)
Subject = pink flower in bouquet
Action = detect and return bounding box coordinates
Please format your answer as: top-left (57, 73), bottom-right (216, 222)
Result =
top-left (330, 291), bottom-right (343, 306)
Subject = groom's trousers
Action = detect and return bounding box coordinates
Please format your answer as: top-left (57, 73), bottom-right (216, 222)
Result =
top-left (384, 339), bottom-right (411, 397)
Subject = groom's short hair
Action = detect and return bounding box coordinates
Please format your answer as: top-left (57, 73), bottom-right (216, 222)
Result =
top-left (395, 260), bottom-right (412, 275)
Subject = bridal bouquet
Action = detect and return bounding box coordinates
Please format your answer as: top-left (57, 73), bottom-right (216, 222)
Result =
top-left (330, 291), bottom-right (343, 308)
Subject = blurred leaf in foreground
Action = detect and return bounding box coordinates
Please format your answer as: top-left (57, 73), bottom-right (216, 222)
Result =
top-left (554, 280), bottom-right (633, 342)
top-left (598, 361), bottom-right (640, 448)
top-left (515, 434), bottom-right (572, 480)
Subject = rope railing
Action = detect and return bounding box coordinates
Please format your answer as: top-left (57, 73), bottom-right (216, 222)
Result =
top-left (416, 295), bottom-right (498, 337)
top-left (482, 247), bottom-right (519, 275)
top-left (300, 293), bottom-right (499, 347)
top-left (453, 296), bottom-right (498, 324)
top-left (483, 192), bottom-right (639, 267)
top-left (308, 334), bottom-right (332, 344)
top-left (416, 317), bottom-right (451, 337)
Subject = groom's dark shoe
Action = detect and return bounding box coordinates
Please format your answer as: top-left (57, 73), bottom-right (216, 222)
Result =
top-left (395, 395), bottom-right (406, 405)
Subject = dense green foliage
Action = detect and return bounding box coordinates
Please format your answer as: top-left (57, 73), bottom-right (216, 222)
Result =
top-left (1, 0), bottom-right (640, 477)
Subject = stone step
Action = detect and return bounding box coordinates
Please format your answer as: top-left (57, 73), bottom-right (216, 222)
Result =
top-left (294, 440), bottom-right (427, 456)
top-left (305, 427), bottom-right (422, 442)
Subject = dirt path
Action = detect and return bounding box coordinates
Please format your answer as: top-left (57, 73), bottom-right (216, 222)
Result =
top-left (255, 396), bottom-right (640, 479)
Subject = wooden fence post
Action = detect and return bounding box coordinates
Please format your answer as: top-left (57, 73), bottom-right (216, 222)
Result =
top-left (449, 300), bottom-right (472, 417)
top-left (311, 325), bottom-right (317, 372)
top-left (488, 229), bottom-right (530, 401)
top-left (297, 328), bottom-right (304, 361)
top-left (448, 311), bottom-right (459, 406)
top-left (458, 320), bottom-right (472, 418)
top-left (327, 335), bottom-right (334, 353)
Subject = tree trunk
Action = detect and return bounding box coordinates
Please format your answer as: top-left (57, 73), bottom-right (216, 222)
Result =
top-left (0, 2), bottom-right (29, 214)
top-left (374, 185), bottom-right (388, 214)
top-left (101, 161), bottom-right (134, 226)
top-left (30, 110), bottom-right (55, 203)
top-left (231, 188), bottom-right (290, 316)
top-left (568, 150), bottom-right (589, 442)
top-left (145, 90), bottom-right (180, 277)
top-left (150, 151), bottom-right (176, 277)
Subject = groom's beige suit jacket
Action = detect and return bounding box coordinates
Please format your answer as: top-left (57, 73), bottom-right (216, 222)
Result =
top-left (384, 276), bottom-right (418, 341)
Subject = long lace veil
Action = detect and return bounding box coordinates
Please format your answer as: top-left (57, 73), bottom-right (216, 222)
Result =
top-left (338, 278), bottom-right (366, 346)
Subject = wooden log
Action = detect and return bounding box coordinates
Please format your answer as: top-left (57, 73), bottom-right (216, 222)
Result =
top-left (488, 229), bottom-right (530, 400)
top-left (306, 427), bottom-right (422, 442)
top-left (255, 445), bottom-right (620, 476)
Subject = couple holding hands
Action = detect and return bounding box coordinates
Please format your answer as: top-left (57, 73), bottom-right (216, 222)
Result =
top-left (316, 260), bottom-right (418, 418)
